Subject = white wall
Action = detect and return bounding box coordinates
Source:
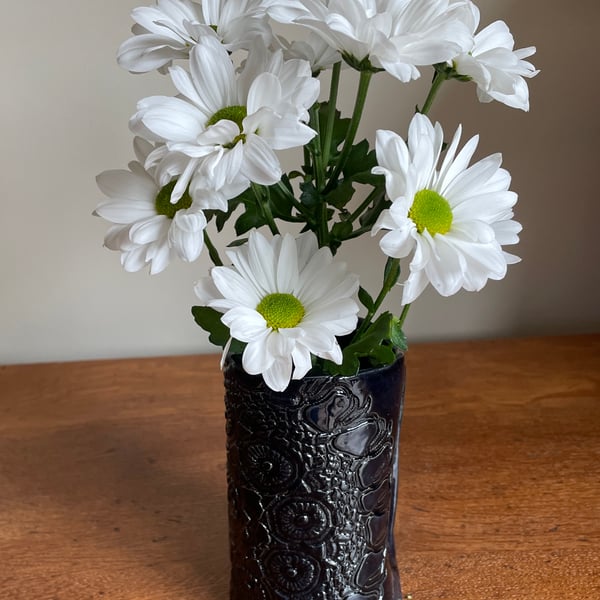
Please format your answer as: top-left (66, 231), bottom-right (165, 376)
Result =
top-left (1, 0), bottom-right (598, 365)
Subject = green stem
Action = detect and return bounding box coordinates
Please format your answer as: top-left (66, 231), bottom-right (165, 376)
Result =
top-left (324, 69), bottom-right (373, 193)
top-left (303, 145), bottom-right (311, 175)
top-left (321, 61), bottom-right (342, 170)
top-left (309, 103), bottom-right (324, 191)
top-left (353, 257), bottom-right (400, 339)
top-left (398, 303), bottom-right (411, 329)
top-left (252, 183), bottom-right (279, 235)
top-left (346, 225), bottom-right (375, 240)
top-left (319, 200), bottom-right (329, 247)
top-left (347, 187), bottom-right (385, 224)
top-left (276, 180), bottom-right (305, 217)
top-left (419, 69), bottom-right (447, 116)
top-left (203, 231), bottom-right (223, 267)
top-left (308, 103), bottom-right (330, 246)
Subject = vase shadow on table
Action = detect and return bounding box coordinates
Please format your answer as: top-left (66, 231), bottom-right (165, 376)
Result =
top-left (5, 416), bottom-right (230, 599)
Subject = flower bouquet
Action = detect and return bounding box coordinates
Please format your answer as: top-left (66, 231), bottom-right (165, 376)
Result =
top-left (95, 1), bottom-right (537, 597)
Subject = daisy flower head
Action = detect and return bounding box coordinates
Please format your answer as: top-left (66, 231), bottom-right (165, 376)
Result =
top-left (194, 230), bottom-right (360, 391)
top-left (118, 0), bottom-right (273, 74)
top-left (267, 0), bottom-right (474, 82)
top-left (94, 137), bottom-right (207, 274)
top-left (372, 113), bottom-right (521, 305)
top-left (452, 15), bottom-right (539, 111)
top-left (274, 32), bottom-right (342, 75)
top-left (130, 35), bottom-right (320, 202)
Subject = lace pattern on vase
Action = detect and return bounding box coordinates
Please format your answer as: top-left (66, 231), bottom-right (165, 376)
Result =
top-left (224, 357), bottom-right (404, 600)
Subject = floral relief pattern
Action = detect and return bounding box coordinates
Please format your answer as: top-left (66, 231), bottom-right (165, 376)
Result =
top-left (240, 443), bottom-right (298, 491)
top-left (224, 355), bottom-right (405, 599)
top-left (270, 497), bottom-right (333, 543)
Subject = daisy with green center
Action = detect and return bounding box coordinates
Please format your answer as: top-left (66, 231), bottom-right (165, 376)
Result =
top-left (94, 137), bottom-right (208, 274)
top-left (194, 230), bottom-right (360, 391)
top-left (130, 34), bottom-right (319, 203)
top-left (372, 112), bottom-right (521, 305)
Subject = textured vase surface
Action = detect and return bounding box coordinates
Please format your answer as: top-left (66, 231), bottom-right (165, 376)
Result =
top-left (223, 354), bottom-right (406, 600)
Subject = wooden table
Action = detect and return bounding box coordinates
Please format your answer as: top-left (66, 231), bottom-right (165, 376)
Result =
top-left (1, 335), bottom-right (599, 599)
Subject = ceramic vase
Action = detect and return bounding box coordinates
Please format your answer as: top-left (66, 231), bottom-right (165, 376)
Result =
top-left (223, 354), bottom-right (406, 599)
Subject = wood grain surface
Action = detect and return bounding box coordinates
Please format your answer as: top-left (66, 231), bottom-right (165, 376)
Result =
top-left (0, 335), bottom-right (598, 599)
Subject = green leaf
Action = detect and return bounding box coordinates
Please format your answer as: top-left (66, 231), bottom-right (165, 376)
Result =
top-left (268, 180), bottom-right (295, 221)
top-left (227, 237), bottom-right (248, 247)
top-left (351, 171), bottom-right (384, 186)
top-left (383, 257), bottom-right (401, 288)
top-left (299, 180), bottom-right (319, 207)
top-left (325, 179), bottom-right (355, 209)
top-left (331, 221), bottom-right (353, 241)
top-left (212, 191), bottom-right (249, 232)
top-left (358, 286), bottom-right (375, 311)
top-left (390, 316), bottom-right (408, 352)
top-left (234, 202), bottom-right (266, 235)
top-left (327, 312), bottom-right (402, 376)
top-left (342, 139), bottom-right (375, 179)
top-left (368, 343), bottom-right (397, 366)
top-left (191, 306), bottom-right (230, 348)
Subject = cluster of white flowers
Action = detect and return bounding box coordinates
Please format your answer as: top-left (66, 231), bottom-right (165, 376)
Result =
top-left (96, 0), bottom-right (538, 391)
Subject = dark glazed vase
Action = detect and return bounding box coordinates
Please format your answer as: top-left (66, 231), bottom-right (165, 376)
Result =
top-left (223, 354), bottom-right (405, 600)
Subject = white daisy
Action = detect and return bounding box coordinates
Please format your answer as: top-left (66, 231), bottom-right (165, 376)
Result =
top-left (275, 32), bottom-right (342, 74)
top-left (95, 137), bottom-right (208, 274)
top-left (130, 35), bottom-right (319, 202)
top-left (118, 0), bottom-right (273, 74)
top-left (194, 230), bottom-right (360, 391)
top-left (267, 0), bottom-right (474, 82)
top-left (452, 13), bottom-right (539, 111)
top-left (372, 113), bottom-right (521, 305)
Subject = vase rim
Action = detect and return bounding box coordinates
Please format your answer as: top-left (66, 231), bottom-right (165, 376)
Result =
top-left (224, 350), bottom-right (405, 388)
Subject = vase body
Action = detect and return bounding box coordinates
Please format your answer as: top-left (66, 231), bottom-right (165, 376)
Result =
top-left (223, 355), bottom-right (405, 600)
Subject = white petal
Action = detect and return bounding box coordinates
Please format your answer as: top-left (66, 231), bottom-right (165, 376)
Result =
top-left (135, 96), bottom-right (206, 143)
top-left (276, 233), bottom-right (300, 293)
top-left (224, 307), bottom-right (268, 341)
top-left (246, 72), bottom-right (283, 114)
top-left (129, 216), bottom-right (169, 244)
top-left (194, 276), bottom-right (221, 305)
top-left (240, 135), bottom-right (282, 185)
top-left (94, 200), bottom-right (157, 225)
top-left (242, 333), bottom-right (274, 373)
top-left (189, 39), bottom-right (238, 116)
top-left (401, 268), bottom-right (429, 305)
top-left (103, 224), bottom-right (133, 251)
top-left (290, 344), bottom-right (312, 380)
top-left (121, 246), bottom-right (149, 272)
top-left (170, 209), bottom-right (207, 262)
top-left (96, 169), bottom-right (157, 204)
top-left (212, 267), bottom-right (262, 307)
top-left (295, 231), bottom-right (319, 271)
top-left (379, 224), bottom-right (416, 259)
top-left (262, 356), bottom-right (293, 392)
top-left (148, 240), bottom-right (173, 274)
top-left (168, 65), bottom-right (210, 116)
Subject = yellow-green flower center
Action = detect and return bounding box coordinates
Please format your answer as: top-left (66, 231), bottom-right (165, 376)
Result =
top-left (256, 293), bottom-right (305, 330)
top-left (155, 181), bottom-right (193, 219)
top-left (206, 105), bottom-right (248, 148)
top-left (206, 105), bottom-right (247, 129)
top-left (408, 189), bottom-right (453, 235)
